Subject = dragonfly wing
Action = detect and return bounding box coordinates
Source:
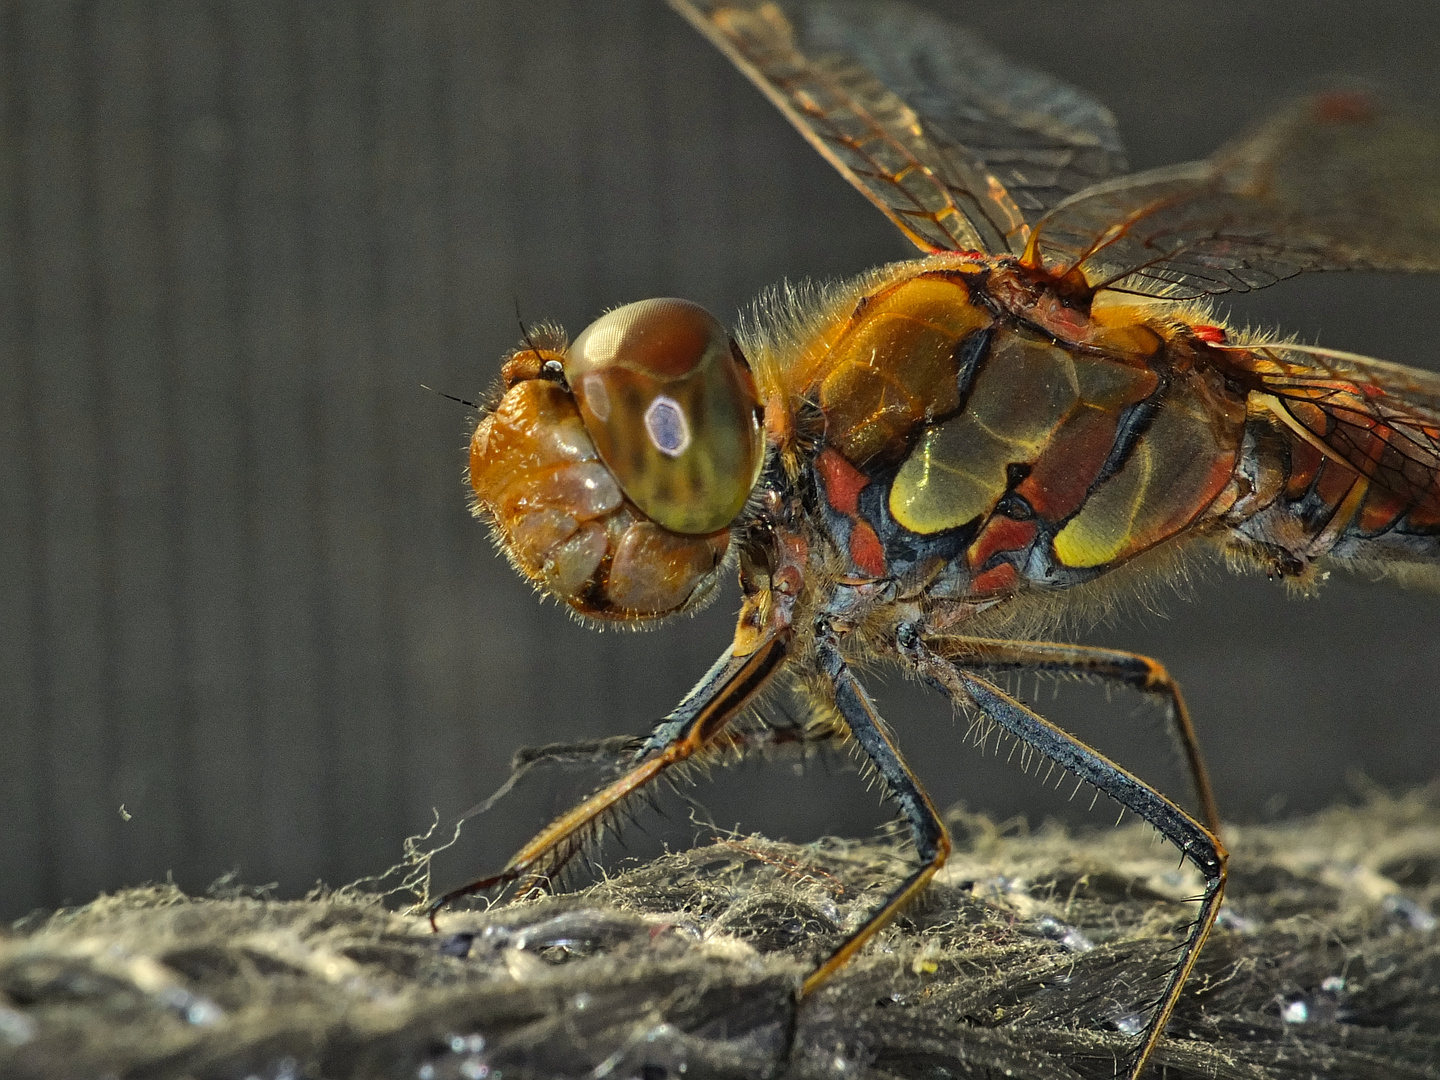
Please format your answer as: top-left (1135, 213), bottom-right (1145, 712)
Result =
top-left (669, 0), bottom-right (1129, 256)
top-left (1226, 342), bottom-right (1440, 515)
top-left (1030, 90), bottom-right (1440, 298)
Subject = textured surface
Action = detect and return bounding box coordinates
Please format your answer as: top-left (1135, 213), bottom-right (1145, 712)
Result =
top-left (3, 793), bottom-right (1439, 1079)
top-left (4, 0), bottom-right (1440, 919)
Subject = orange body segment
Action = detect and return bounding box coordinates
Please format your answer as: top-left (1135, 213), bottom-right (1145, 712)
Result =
top-left (818, 273), bottom-right (991, 465)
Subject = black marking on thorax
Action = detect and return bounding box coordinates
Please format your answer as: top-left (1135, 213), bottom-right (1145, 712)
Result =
top-left (857, 461), bottom-right (976, 578)
top-left (1094, 375), bottom-right (1167, 491)
top-left (952, 326), bottom-right (993, 411)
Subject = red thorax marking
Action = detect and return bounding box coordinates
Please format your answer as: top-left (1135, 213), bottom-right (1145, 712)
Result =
top-left (848, 521), bottom-right (888, 578)
top-left (967, 515), bottom-right (1039, 573)
top-left (817, 447), bottom-right (869, 517)
top-left (970, 561), bottom-right (1018, 596)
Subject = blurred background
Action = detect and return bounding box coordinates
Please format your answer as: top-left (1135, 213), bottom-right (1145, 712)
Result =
top-left (3, 0), bottom-right (1440, 918)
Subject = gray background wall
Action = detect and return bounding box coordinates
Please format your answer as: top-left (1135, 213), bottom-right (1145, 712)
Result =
top-left (3, 0), bottom-right (1440, 918)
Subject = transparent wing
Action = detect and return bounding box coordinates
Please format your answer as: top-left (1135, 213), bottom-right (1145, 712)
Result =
top-left (1225, 342), bottom-right (1440, 513)
top-left (1029, 90), bottom-right (1440, 299)
top-left (669, 0), bottom-right (1130, 256)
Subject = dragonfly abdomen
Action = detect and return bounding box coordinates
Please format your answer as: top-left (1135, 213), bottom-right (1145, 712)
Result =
top-left (1223, 401), bottom-right (1440, 582)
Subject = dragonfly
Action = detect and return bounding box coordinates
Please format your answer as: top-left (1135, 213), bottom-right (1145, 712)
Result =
top-left (433, 1), bottom-right (1440, 1075)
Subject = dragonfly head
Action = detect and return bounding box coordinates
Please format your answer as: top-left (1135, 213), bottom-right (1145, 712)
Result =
top-left (469, 299), bottom-right (765, 622)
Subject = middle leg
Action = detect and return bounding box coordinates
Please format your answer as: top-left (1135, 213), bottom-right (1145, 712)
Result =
top-left (803, 617), bottom-right (952, 996)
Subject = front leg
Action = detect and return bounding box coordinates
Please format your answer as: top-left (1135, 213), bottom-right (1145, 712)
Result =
top-left (803, 617), bottom-right (952, 996)
top-left (427, 635), bottom-right (790, 924)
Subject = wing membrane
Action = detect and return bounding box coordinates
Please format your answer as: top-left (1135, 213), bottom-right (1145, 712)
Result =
top-left (670, 0), bottom-right (1130, 255)
top-left (1226, 343), bottom-right (1440, 513)
top-left (1030, 90), bottom-right (1440, 299)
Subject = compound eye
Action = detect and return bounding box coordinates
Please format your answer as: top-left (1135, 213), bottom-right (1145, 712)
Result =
top-left (565, 298), bottom-right (764, 535)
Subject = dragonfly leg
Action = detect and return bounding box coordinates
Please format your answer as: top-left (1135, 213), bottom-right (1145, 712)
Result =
top-left (706, 718), bottom-right (850, 757)
top-left (803, 618), bottom-right (952, 996)
top-left (426, 636), bottom-right (790, 926)
top-left (924, 635), bottom-right (1221, 835)
top-left (898, 631), bottom-right (1226, 1080)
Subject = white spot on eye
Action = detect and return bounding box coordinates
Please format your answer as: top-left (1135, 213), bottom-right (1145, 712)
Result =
top-left (583, 374), bottom-right (610, 421)
top-left (1282, 999), bottom-right (1308, 1024)
top-left (584, 325), bottom-right (624, 363)
top-left (644, 396), bottom-right (691, 457)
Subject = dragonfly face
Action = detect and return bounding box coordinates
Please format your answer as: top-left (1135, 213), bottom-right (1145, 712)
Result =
top-left (447, 2), bottom-right (1440, 1076)
top-left (470, 299), bottom-right (763, 620)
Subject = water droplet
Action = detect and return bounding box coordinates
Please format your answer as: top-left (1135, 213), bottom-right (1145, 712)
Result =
top-left (0, 1007), bottom-right (35, 1046)
top-left (1383, 894), bottom-right (1437, 931)
top-left (1112, 1012), bottom-right (1145, 1037)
